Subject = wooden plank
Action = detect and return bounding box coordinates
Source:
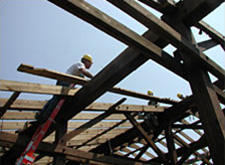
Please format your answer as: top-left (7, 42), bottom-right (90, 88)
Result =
top-left (2, 111), bottom-right (133, 120)
top-left (0, 98), bottom-right (165, 113)
top-left (195, 21), bottom-right (225, 51)
top-left (108, 0), bottom-right (225, 82)
top-left (17, 63), bottom-right (87, 85)
top-left (0, 79), bottom-right (79, 96)
top-left (0, 92), bottom-right (20, 118)
top-left (124, 113), bottom-right (167, 163)
top-left (0, 121), bottom-right (135, 130)
top-left (0, 132), bottom-right (144, 165)
top-left (18, 63), bottom-right (177, 105)
top-left (1, 111), bottom-right (125, 120)
top-left (59, 98), bottom-right (126, 143)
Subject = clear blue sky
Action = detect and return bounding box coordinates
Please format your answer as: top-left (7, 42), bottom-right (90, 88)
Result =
top-left (1, 0), bottom-right (224, 105)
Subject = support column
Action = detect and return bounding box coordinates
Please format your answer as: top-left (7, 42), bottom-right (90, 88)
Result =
top-left (53, 120), bottom-right (67, 165)
top-left (163, 15), bottom-right (225, 164)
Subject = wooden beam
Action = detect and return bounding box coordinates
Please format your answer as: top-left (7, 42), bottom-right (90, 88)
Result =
top-left (53, 120), bottom-right (67, 165)
top-left (124, 113), bottom-right (167, 163)
top-left (108, 0), bottom-right (225, 82)
top-left (0, 79), bottom-right (79, 96)
top-left (0, 92), bottom-right (20, 118)
top-left (165, 123), bottom-right (177, 164)
top-left (197, 39), bottom-right (219, 52)
top-left (175, 0), bottom-right (223, 26)
top-left (18, 63), bottom-right (177, 105)
top-left (172, 124), bottom-right (203, 130)
top-left (195, 21), bottom-right (225, 51)
top-left (0, 98), bottom-right (166, 113)
top-left (0, 121), bottom-right (135, 131)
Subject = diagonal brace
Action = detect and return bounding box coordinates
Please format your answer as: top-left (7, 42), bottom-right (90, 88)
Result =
top-left (124, 113), bottom-right (168, 163)
top-left (59, 98), bottom-right (126, 143)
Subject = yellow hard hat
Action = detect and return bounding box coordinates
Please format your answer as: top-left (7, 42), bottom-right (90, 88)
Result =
top-left (177, 93), bottom-right (183, 99)
top-left (82, 54), bottom-right (93, 63)
top-left (147, 90), bottom-right (153, 95)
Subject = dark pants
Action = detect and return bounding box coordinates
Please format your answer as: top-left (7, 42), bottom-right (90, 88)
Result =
top-left (37, 81), bottom-right (71, 122)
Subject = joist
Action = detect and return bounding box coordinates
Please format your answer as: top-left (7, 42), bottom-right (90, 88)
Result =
top-left (0, 121), bottom-right (135, 131)
top-left (0, 98), bottom-right (166, 113)
top-left (1, 111), bottom-right (126, 120)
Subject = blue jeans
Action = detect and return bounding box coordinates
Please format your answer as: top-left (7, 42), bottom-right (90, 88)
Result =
top-left (37, 81), bottom-right (71, 122)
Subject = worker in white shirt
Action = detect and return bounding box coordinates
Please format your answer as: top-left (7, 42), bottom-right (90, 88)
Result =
top-left (36, 54), bottom-right (94, 122)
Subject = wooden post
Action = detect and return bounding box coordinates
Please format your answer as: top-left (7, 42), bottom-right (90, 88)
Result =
top-left (53, 120), bottom-right (68, 165)
top-left (162, 14), bottom-right (225, 164)
top-left (165, 122), bottom-right (177, 164)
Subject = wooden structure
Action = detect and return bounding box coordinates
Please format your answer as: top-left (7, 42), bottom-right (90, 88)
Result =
top-left (0, 0), bottom-right (224, 164)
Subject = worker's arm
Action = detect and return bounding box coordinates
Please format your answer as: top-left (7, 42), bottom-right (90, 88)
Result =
top-left (80, 68), bottom-right (93, 78)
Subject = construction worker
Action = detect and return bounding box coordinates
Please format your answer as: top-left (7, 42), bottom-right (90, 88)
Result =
top-left (35, 54), bottom-right (94, 122)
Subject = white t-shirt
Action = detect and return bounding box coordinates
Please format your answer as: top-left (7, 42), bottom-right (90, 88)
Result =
top-left (66, 62), bottom-right (85, 77)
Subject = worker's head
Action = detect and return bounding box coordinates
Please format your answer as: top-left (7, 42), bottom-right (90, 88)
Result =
top-left (81, 54), bottom-right (93, 69)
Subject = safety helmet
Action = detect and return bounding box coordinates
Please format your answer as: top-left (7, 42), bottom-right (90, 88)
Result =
top-left (147, 90), bottom-right (153, 95)
top-left (82, 54), bottom-right (93, 63)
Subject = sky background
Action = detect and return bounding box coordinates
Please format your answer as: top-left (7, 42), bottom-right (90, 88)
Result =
top-left (1, 0), bottom-right (224, 106)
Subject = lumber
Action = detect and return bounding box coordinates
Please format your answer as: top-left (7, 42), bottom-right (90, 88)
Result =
top-left (0, 79), bottom-right (79, 96)
top-left (0, 121), bottom-right (135, 130)
top-left (18, 63), bottom-right (177, 104)
top-left (0, 98), bottom-right (166, 113)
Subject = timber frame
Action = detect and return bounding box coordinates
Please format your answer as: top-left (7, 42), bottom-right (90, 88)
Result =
top-left (0, 0), bottom-right (224, 164)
